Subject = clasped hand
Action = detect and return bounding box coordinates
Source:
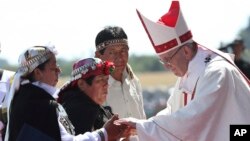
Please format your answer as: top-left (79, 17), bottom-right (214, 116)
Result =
top-left (104, 115), bottom-right (138, 141)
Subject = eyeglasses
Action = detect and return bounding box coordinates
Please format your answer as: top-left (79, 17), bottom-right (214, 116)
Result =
top-left (159, 46), bottom-right (182, 66)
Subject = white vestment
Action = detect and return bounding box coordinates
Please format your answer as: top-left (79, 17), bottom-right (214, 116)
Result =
top-left (136, 45), bottom-right (250, 141)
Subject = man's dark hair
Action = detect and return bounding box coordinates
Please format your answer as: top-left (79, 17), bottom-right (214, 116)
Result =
top-left (95, 26), bottom-right (128, 55)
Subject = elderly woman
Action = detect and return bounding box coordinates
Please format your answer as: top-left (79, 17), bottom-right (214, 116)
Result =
top-left (57, 58), bottom-right (115, 135)
top-left (5, 45), bottom-right (125, 141)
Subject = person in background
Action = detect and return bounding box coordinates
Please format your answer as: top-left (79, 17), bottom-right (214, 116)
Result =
top-left (230, 39), bottom-right (250, 79)
top-left (57, 58), bottom-right (117, 136)
top-left (4, 45), bottom-right (126, 141)
top-left (95, 26), bottom-right (146, 140)
top-left (0, 45), bottom-right (15, 140)
top-left (219, 39), bottom-right (250, 79)
top-left (116, 1), bottom-right (250, 141)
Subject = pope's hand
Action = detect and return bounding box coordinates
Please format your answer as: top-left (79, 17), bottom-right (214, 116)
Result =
top-left (104, 114), bottom-right (128, 141)
top-left (114, 117), bottom-right (139, 129)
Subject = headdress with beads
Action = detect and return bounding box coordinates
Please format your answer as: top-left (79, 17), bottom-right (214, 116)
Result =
top-left (57, 58), bottom-right (115, 103)
top-left (18, 45), bottom-right (57, 76)
top-left (70, 58), bottom-right (115, 82)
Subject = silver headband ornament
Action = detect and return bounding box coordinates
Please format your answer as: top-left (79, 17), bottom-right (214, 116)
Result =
top-left (70, 58), bottom-right (101, 81)
top-left (18, 45), bottom-right (57, 76)
top-left (70, 58), bottom-right (115, 82)
top-left (96, 39), bottom-right (128, 51)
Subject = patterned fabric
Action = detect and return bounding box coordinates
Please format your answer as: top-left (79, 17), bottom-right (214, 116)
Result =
top-left (56, 104), bottom-right (75, 135)
top-left (96, 39), bottom-right (128, 51)
top-left (18, 45), bottom-right (57, 77)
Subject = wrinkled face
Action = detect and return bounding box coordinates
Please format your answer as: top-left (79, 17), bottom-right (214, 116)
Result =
top-left (159, 45), bottom-right (190, 77)
top-left (98, 45), bottom-right (129, 75)
top-left (83, 74), bottom-right (109, 105)
top-left (35, 55), bottom-right (61, 86)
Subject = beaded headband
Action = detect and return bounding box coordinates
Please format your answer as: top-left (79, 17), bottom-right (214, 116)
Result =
top-left (96, 39), bottom-right (128, 51)
top-left (18, 45), bottom-right (57, 76)
top-left (57, 58), bottom-right (114, 103)
top-left (70, 58), bottom-right (114, 82)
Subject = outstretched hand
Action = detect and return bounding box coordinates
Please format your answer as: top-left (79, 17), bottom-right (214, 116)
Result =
top-left (114, 117), bottom-right (139, 140)
top-left (104, 114), bottom-right (128, 141)
top-left (114, 117), bottom-right (138, 129)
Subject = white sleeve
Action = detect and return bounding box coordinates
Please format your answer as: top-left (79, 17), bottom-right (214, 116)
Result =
top-left (136, 119), bottom-right (181, 141)
top-left (59, 121), bottom-right (107, 141)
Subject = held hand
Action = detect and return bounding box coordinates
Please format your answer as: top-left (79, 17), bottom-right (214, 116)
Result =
top-left (114, 117), bottom-right (138, 129)
top-left (104, 114), bottom-right (128, 141)
top-left (119, 127), bottom-right (137, 140)
top-left (114, 118), bottom-right (139, 141)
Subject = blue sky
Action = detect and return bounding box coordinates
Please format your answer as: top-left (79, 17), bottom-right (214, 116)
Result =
top-left (1, 0), bottom-right (250, 64)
